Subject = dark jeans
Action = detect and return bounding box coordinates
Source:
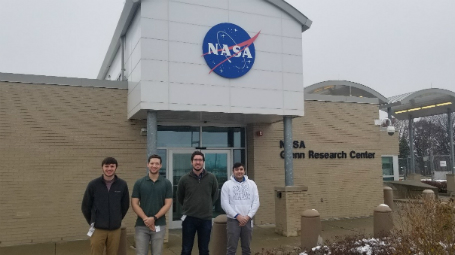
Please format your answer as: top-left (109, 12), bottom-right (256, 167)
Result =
top-left (181, 216), bottom-right (212, 255)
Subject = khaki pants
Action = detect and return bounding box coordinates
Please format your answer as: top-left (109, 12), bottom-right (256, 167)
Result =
top-left (90, 228), bottom-right (121, 255)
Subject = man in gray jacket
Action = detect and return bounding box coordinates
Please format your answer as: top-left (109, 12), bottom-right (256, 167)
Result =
top-left (177, 151), bottom-right (219, 255)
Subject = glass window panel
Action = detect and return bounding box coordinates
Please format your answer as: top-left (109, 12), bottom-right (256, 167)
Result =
top-left (157, 126), bottom-right (199, 147)
top-left (233, 149), bottom-right (245, 166)
top-left (157, 149), bottom-right (167, 177)
top-left (172, 153), bottom-right (193, 221)
top-left (202, 127), bottom-right (245, 148)
top-left (382, 157), bottom-right (394, 176)
top-left (204, 153), bottom-right (228, 217)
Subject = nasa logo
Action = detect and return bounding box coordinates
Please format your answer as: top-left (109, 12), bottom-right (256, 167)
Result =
top-left (202, 23), bottom-right (260, 79)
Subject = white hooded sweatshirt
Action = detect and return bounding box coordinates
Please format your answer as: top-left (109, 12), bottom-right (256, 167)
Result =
top-left (221, 175), bottom-right (260, 219)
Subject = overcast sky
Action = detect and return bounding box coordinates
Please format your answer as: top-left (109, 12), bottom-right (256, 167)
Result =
top-left (0, 0), bottom-right (454, 97)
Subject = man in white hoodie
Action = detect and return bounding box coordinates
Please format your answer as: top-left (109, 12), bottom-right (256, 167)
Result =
top-left (221, 162), bottom-right (260, 255)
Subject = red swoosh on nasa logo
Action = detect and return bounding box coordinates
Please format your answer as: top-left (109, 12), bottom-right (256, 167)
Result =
top-left (202, 31), bottom-right (261, 74)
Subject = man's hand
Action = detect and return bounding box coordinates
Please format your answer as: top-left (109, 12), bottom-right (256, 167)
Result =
top-left (143, 217), bottom-right (156, 231)
top-left (236, 215), bottom-right (250, 226)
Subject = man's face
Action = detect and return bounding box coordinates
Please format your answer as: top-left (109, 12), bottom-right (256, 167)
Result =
top-left (148, 158), bottom-right (162, 175)
top-left (102, 164), bottom-right (117, 178)
top-left (192, 155), bottom-right (204, 171)
top-left (233, 166), bottom-right (245, 180)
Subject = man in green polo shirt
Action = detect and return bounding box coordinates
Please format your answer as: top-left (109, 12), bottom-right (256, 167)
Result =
top-left (131, 154), bottom-right (172, 255)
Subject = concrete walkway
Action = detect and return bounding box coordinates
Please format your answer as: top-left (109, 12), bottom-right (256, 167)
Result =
top-left (0, 216), bottom-right (373, 255)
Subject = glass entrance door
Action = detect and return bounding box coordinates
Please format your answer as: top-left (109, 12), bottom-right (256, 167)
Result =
top-left (168, 149), bottom-right (231, 228)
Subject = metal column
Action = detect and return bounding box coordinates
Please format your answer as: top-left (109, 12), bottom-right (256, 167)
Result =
top-left (448, 108), bottom-right (454, 174)
top-left (120, 36), bottom-right (125, 81)
top-left (387, 107), bottom-right (392, 120)
top-left (147, 111), bottom-right (158, 158)
top-left (408, 115), bottom-right (415, 174)
top-left (283, 116), bottom-right (294, 186)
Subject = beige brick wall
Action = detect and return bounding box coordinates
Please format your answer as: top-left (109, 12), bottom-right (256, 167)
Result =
top-left (0, 82), bottom-right (147, 246)
top-left (0, 82), bottom-right (399, 245)
top-left (248, 101), bottom-right (399, 224)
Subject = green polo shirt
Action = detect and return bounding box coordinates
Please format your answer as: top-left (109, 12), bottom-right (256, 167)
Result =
top-left (132, 175), bottom-right (173, 226)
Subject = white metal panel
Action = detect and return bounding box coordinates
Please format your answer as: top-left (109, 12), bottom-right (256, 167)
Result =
top-left (229, 0), bottom-right (282, 18)
top-left (282, 37), bottom-right (302, 56)
top-left (282, 54), bottom-right (303, 74)
top-left (281, 18), bottom-right (302, 38)
top-left (283, 109), bottom-right (303, 116)
top-left (141, 81), bottom-right (169, 103)
top-left (172, 0), bottom-right (228, 9)
top-left (105, 48), bottom-right (122, 80)
top-left (142, 38), bottom-right (169, 61)
top-left (142, 59), bottom-right (169, 82)
top-left (253, 51), bottom-right (282, 72)
top-left (129, 61), bottom-right (142, 84)
top-left (253, 34), bottom-right (282, 54)
top-left (168, 103), bottom-right (230, 113)
top-left (168, 62), bottom-right (229, 87)
top-left (283, 91), bottom-right (304, 110)
top-left (230, 106), bottom-right (283, 115)
top-left (228, 11), bottom-right (281, 36)
top-left (141, 18), bottom-right (169, 40)
top-left (230, 70), bottom-right (282, 90)
top-left (128, 82), bottom-right (142, 116)
top-left (169, 42), bottom-right (205, 65)
top-left (283, 73), bottom-right (303, 92)
top-left (169, 22), bottom-right (210, 45)
top-left (130, 41), bottom-right (142, 77)
top-left (168, 83), bottom-right (230, 106)
top-left (141, 0), bottom-right (169, 20)
top-left (141, 102), bottom-right (170, 111)
top-left (230, 87), bottom-right (283, 109)
top-left (169, 1), bottom-right (228, 26)
top-left (126, 9), bottom-right (142, 61)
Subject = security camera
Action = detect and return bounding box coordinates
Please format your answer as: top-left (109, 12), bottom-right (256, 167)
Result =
top-left (387, 125), bottom-right (395, 136)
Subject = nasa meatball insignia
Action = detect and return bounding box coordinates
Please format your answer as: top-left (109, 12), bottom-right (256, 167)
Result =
top-left (202, 23), bottom-right (260, 79)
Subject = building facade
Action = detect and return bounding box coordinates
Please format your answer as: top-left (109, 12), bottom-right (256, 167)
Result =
top-left (0, 0), bottom-right (401, 247)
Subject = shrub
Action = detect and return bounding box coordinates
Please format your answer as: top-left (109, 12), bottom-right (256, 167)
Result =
top-left (391, 198), bottom-right (455, 254)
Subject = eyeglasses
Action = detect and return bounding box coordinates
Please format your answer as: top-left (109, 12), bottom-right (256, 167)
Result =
top-left (192, 159), bottom-right (204, 162)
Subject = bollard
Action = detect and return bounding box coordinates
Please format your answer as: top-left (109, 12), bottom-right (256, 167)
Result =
top-left (301, 209), bottom-right (321, 251)
top-left (422, 189), bottom-right (435, 200)
top-left (383, 186), bottom-right (394, 210)
top-left (374, 204), bottom-right (393, 238)
top-left (118, 226), bottom-right (127, 255)
top-left (210, 214), bottom-right (227, 255)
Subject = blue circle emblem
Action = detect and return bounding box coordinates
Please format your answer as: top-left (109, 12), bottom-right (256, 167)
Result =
top-left (202, 23), bottom-right (260, 79)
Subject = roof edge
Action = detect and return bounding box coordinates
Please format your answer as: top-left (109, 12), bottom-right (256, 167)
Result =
top-left (304, 80), bottom-right (388, 104)
top-left (0, 72), bottom-right (127, 89)
top-left (97, 0), bottom-right (140, 80)
top-left (265, 0), bottom-right (312, 31)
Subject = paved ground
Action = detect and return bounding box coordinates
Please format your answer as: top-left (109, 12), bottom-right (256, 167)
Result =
top-left (0, 216), bottom-right (374, 255)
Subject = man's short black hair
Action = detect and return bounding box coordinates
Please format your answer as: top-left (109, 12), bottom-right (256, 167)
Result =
top-left (191, 151), bottom-right (205, 161)
top-left (101, 157), bottom-right (118, 167)
top-left (233, 162), bottom-right (244, 170)
top-left (148, 154), bottom-right (162, 164)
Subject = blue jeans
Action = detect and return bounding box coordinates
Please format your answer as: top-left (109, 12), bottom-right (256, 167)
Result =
top-left (181, 216), bottom-right (212, 255)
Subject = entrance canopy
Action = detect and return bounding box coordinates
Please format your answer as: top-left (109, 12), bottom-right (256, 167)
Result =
top-left (380, 88), bottom-right (455, 120)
